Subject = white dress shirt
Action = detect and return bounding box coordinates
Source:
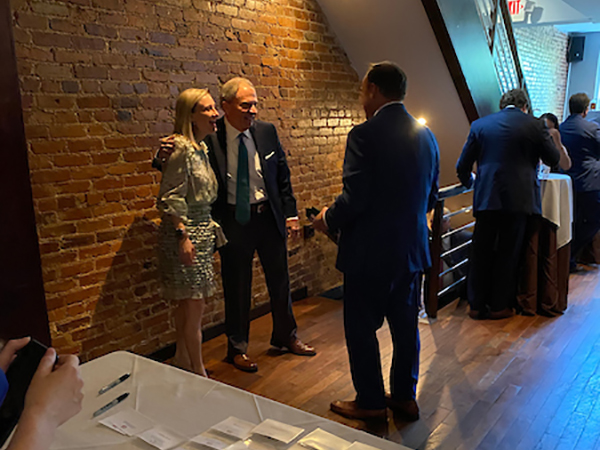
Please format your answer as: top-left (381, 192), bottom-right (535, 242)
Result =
top-left (224, 117), bottom-right (268, 205)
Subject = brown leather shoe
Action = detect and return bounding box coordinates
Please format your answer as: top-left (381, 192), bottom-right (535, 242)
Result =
top-left (489, 308), bottom-right (514, 320)
top-left (278, 338), bottom-right (317, 356)
top-left (385, 395), bottom-right (419, 421)
top-left (228, 354), bottom-right (258, 372)
top-left (330, 400), bottom-right (387, 420)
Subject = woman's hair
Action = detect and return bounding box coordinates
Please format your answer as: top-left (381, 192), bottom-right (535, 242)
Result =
top-left (173, 88), bottom-right (210, 145)
top-left (541, 112), bottom-right (559, 129)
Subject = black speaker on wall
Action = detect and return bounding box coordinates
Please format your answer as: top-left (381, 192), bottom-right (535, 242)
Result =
top-left (568, 36), bottom-right (585, 63)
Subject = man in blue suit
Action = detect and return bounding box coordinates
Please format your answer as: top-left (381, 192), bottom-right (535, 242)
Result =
top-left (559, 93), bottom-right (600, 269)
top-left (457, 89), bottom-right (559, 319)
top-left (313, 62), bottom-right (439, 421)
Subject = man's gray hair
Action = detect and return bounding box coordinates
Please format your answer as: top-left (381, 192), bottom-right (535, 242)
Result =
top-left (221, 77), bottom-right (255, 103)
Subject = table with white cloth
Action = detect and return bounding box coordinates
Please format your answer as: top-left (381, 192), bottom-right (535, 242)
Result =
top-left (518, 174), bottom-right (573, 316)
top-left (41, 351), bottom-right (408, 450)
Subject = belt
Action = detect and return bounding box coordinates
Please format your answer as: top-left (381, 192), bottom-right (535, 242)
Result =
top-left (228, 201), bottom-right (269, 214)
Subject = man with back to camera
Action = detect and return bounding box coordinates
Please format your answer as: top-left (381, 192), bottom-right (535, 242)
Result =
top-left (157, 78), bottom-right (316, 373)
top-left (313, 62), bottom-right (439, 421)
top-left (456, 89), bottom-right (560, 320)
top-left (559, 93), bottom-right (600, 270)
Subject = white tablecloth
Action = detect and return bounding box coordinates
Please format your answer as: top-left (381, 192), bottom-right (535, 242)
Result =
top-left (540, 173), bottom-right (573, 249)
top-left (46, 352), bottom-right (407, 450)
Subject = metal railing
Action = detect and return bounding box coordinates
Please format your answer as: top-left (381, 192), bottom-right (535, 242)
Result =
top-left (424, 183), bottom-right (474, 318)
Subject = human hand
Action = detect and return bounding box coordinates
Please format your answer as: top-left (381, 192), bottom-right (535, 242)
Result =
top-left (158, 135), bottom-right (177, 163)
top-left (179, 236), bottom-right (196, 266)
top-left (286, 217), bottom-right (301, 239)
top-left (0, 337), bottom-right (31, 373)
top-left (22, 349), bottom-right (83, 429)
top-left (312, 207), bottom-right (329, 233)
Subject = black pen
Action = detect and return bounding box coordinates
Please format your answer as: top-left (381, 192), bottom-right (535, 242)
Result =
top-left (98, 373), bottom-right (131, 395)
top-left (92, 393), bottom-right (130, 418)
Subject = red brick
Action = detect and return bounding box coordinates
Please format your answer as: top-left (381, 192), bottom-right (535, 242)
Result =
top-left (31, 31), bottom-right (71, 48)
top-left (71, 37), bottom-right (106, 51)
top-left (75, 66), bottom-right (109, 79)
top-left (17, 13), bottom-right (48, 30)
top-left (31, 140), bottom-right (66, 154)
top-left (84, 23), bottom-right (118, 38)
top-left (38, 95), bottom-right (75, 109)
top-left (54, 154), bottom-right (90, 167)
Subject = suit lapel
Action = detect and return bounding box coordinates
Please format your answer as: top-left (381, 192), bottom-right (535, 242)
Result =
top-left (250, 122), bottom-right (269, 179)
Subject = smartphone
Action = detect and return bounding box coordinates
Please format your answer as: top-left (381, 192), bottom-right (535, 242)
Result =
top-left (0, 339), bottom-right (51, 446)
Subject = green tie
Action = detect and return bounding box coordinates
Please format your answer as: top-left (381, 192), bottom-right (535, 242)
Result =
top-left (235, 133), bottom-right (251, 225)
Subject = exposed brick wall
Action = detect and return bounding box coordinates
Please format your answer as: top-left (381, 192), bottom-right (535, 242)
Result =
top-left (11, 0), bottom-right (363, 360)
top-left (514, 25), bottom-right (569, 120)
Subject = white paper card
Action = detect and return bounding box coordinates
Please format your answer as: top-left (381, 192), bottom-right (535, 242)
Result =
top-left (346, 443), bottom-right (380, 450)
top-left (192, 430), bottom-right (237, 450)
top-left (138, 426), bottom-right (185, 450)
top-left (212, 417), bottom-right (256, 440)
top-left (251, 419), bottom-right (304, 444)
top-left (297, 429), bottom-right (351, 450)
top-left (99, 407), bottom-right (155, 437)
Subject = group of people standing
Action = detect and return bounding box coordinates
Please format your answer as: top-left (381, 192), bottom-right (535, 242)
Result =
top-left (152, 62), bottom-right (600, 422)
top-left (458, 90), bottom-right (600, 320)
top-left (155, 63), bottom-right (439, 421)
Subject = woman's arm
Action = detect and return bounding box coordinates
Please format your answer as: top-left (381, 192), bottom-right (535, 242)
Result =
top-left (157, 138), bottom-right (196, 266)
top-left (549, 128), bottom-right (572, 170)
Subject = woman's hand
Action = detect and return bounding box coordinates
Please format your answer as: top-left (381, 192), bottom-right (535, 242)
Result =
top-left (179, 237), bottom-right (196, 266)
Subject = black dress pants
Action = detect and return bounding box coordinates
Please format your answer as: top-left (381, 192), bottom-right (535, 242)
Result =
top-left (571, 191), bottom-right (600, 266)
top-left (343, 270), bottom-right (421, 410)
top-left (218, 205), bottom-right (297, 357)
top-left (468, 211), bottom-right (528, 313)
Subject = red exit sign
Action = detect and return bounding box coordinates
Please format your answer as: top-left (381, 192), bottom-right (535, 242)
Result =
top-left (508, 0), bottom-right (525, 15)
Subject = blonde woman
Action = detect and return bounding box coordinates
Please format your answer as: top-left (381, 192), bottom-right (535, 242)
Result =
top-left (157, 88), bottom-right (224, 376)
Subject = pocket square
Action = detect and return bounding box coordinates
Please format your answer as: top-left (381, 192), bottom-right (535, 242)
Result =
top-left (265, 151), bottom-right (275, 160)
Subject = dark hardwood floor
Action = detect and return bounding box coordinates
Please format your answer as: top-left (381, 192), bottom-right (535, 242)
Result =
top-left (192, 267), bottom-right (600, 449)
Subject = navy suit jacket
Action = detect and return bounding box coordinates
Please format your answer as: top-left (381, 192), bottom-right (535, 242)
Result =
top-left (456, 108), bottom-right (559, 215)
top-left (325, 103), bottom-right (440, 276)
top-left (205, 117), bottom-right (297, 237)
top-left (560, 114), bottom-right (600, 192)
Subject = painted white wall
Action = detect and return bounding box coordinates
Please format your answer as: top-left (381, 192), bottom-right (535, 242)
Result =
top-left (564, 32), bottom-right (600, 118)
top-left (315, 0), bottom-right (471, 186)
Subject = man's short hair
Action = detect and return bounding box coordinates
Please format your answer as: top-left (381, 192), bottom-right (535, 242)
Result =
top-left (366, 62), bottom-right (407, 101)
top-left (221, 77), bottom-right (255, 103)
top-left (569, 93), bottom-right (590, 115)
top-left (499, 89), bottom-right (529, 110)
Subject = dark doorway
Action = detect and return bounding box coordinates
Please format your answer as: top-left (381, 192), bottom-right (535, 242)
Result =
top-left (0, 1), bottom-right (50, 344)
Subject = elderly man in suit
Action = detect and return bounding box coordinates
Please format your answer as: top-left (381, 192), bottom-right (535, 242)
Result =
top-left (313, 62), bottom-right (439, 421)
top-left (559, 93), bottom-right (600, 270)
top-left (457, 89), bottom-right (560, 320)
top-left (157, 78), bottom-right (316, 372)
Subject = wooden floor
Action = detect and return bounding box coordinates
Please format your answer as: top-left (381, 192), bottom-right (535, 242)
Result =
top-left (193, 267), bottom-right (600, 450)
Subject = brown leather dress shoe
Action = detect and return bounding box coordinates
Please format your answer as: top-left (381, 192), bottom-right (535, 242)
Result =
top-left (385, 395), bottom-right (419, 421)
top-left (228, 354), bottom-right (258, 372)
top-left (277, 338), bottom-right (317, 356)
top-left (330, 400), bottom-right (387, 420)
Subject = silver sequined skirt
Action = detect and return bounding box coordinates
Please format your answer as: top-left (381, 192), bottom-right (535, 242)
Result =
top-left (157, 204), bottom-right (217, 301)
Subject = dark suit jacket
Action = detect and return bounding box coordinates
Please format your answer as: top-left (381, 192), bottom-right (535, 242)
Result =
top-left (325, 103), bottom-right (439, 276)
top-left (560, 114), bottom-right (600, 192)
top-left (205, 117), bottom-right (297, 237)
top-left (456, 108), bottom-right (559, 215)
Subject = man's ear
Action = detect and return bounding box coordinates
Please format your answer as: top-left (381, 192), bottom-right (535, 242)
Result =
top-left (367, 82), bottom-right (379, 99)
